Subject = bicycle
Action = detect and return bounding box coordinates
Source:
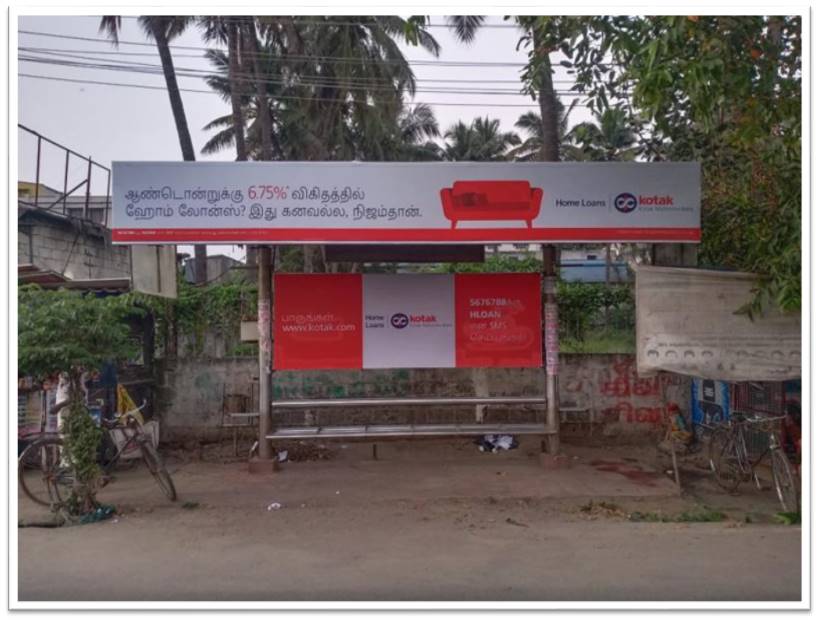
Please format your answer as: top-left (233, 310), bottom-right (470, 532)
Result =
top-left (708, 413), bottom-right (799, 513)
top-left (18, 401), bottom-right (176, 508)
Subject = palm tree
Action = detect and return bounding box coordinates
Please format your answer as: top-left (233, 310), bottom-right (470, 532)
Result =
top-left (443, 117), bottom-right (520, 161)
top-left (99, 16), bottom-right (208, 284)
top-left (564, 108), bottom-right (639, 161)
top-left (446, 15), bottom-right (564, 162)
top-left (293, 16), bottom-right (440, 161)
top-left (198, 17), bottom-right (249, 161)
top-left (509, 100), bottom-right (578, 161)
top-left (201, 16), bottom-right (440, 163)
top-left (395, 103), bottom-right (443, 161)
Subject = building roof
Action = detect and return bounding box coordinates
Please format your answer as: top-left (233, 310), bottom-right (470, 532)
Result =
top-left (18, 264), bottom-right (130, 293)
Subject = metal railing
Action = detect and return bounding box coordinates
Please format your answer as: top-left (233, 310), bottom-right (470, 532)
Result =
top-left (18, 124), bottom-right (112, 227)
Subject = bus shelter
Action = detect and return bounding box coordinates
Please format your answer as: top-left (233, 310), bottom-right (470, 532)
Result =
top-left (112, 161), bottom-right (701, 470)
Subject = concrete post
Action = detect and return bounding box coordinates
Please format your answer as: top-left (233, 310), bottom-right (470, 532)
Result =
top-left (542, 244), bottom-right (560, 455)
top-left (250, 246), bottom-right (275, 472)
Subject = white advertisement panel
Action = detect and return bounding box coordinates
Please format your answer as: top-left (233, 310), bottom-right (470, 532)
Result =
top-left (362, 274), bottom-right (455, 369)
top-left (636, 266), bottom-right (801, 381)
top-left (112, 161), bottom-right (700, 244)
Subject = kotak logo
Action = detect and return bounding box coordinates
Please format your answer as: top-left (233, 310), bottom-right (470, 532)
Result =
top-left (613, 193), bottom-right (638, 213)
top-left (390, 313), bottom-right (409, 329)
top-left (615, 192), bottom-right (675, 213)
top-left (390, 313), bottom-right (439, 328)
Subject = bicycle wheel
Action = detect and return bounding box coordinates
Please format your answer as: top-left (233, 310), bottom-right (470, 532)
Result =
top-left (141, 441), bottom-right (177, 501)
top-left (771, 448), bottom-right (799, 513)
top-left (18, 436), bottom-right (73, 507)
top-left (713, 434), bottom-right (743, 492)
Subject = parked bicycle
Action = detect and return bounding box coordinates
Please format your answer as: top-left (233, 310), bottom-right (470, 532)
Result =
top-left (18, 401), bottom-right (176, 508)
top-left (708, 413), bottom-right (799, 513)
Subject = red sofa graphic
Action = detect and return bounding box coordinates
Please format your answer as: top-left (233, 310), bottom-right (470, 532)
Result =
top-left (440, 180), bottom-right (543, 229)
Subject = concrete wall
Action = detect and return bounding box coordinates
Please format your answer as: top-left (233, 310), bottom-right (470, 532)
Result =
top-left (18, 210), bottom-right (131, 281)
top-left (156, 354), bottom-right (690, 445)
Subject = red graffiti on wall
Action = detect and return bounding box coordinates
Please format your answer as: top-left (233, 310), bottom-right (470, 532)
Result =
top-left (599, 359), bottom-right (680, 398)
top-left (601, 401), bottom-right (681, 426)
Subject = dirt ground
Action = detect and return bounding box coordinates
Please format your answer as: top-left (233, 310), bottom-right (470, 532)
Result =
top-left (16, 437), bottom-right (802, 603)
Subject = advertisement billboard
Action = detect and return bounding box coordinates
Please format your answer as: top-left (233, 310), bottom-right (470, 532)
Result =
top-left (112, 161), bottom-right (700, 244)
top-left (273, 273), bottom-right (543, 370)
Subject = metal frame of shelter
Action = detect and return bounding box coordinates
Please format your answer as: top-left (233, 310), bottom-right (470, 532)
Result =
top-left (250, 244), bottom-right (562, 470)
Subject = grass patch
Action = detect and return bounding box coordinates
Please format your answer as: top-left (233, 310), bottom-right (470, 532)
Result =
top-left (578, 500), bottom-right (626, 518)
top-left (181, 501), bottom-right (200, 510)
top-left (562, 328), bottom-right (635, 354)
top-left (774, 512), bottom-right (801, 525)
top-left (629, 506), bottom-right (726, 523)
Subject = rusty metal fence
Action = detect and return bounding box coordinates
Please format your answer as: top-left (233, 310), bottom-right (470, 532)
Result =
top-left (18, 124), bottom-right (111, 227)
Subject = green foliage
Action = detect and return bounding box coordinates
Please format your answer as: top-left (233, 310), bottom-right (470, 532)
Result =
top-left (443, 117), bottom-right (521, 161)
top-left (18, 285), bottom-right (135, 515)
top-left (201, 16), bottom-right (442, 162)
top-left (170, 279), bottom-right (256, 354)
top-left (427, 253), bottom-right (542, 274)
top-left (557, 282), bottom-right (633, 342)
top-left (61, 397), bottom-right (103, 515)
top-left (561, 328), bottom-right (634, 354)
top-left (229, 342), bottom-right (259, 357)
top-left (18, 285), bottom-right (139, 380)
top-left (774, 511), bottom-right (801, 525)
top-left (628, 506), bottom-right (726, 522)
top-left (560, 16), bottom-right (801, 314)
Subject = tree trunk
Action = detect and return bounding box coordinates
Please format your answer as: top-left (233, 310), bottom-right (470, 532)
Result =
top-left (536, 61), bottom-right (560, 161)
top-left (228, 20), bottom-right (248, 162)
top-left (150, 21), bottom-right (207, 284)
top-left (229, 20), bottom-right (257, 268)
top-left (532, 30), bottom-right (560, 162)
top-left (245, 19), bottom-right (274, 161)
top-left (151, 24), bottom-right (196, 161)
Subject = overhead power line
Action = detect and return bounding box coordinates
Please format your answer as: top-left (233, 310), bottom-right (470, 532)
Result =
top-left (18, 46), bottom-right (581, 84)
top-left (117, 15), bottom-right (523, 29)
top-left (19, 72), bottom-right (589, 108)
top-left (18, 53), bottom-right (592, 97)
top-left (18, 29), bottom-right (546, 67)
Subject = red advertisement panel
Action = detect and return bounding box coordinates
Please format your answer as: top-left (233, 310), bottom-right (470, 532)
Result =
top-left (454, 273), bottom-right (543, 368)
top-left (274, 274), bottom-right (363, 370)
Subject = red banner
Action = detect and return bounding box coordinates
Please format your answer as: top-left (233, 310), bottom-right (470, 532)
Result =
top-left (274, 274), bottom-right (363, 369)
top-left (454, 273), bottom-right (542, 368)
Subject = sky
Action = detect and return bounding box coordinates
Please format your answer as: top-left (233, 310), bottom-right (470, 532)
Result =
top-left (16, 14), bottom-right (594, 258)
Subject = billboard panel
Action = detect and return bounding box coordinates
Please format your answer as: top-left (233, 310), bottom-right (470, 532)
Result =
top-left (112, 162), bottom-right (700, 244)
top-left (273, 273), bottom-right (543, 370)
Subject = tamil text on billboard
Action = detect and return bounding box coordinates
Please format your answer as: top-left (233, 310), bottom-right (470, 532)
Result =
top-left (112, 162), bottom-right (700, 244)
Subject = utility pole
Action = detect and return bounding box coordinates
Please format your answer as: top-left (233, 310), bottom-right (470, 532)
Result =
top-left (533, 25), bottom-right (562, 458)
top-left (249, 246), bottom-right (276, 472)
top-left (542, 245), bottom-right (560, 455)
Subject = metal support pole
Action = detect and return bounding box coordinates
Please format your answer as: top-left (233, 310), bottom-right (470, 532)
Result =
top-left (63, 151), bottom-right (69, 214)
top-left (542, 244), bottom-right (560, 455)
top-left (34, 137), bottom-right (41, 208)
top-left (85, 157), bottom-right (93, 219)
top-left (256, 246), bottom-right (274, 463)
